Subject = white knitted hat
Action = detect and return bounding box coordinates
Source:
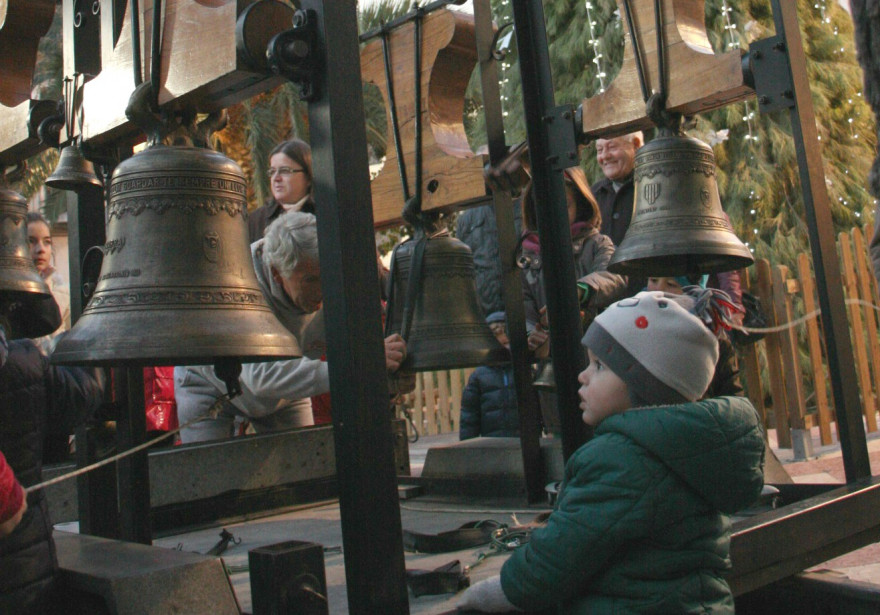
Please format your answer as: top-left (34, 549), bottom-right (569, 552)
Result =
top-left (582, 291), bottom-right (720, 406)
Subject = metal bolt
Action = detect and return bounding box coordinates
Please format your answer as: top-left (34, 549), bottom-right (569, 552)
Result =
top-left (752, 50), bottom-right (762, 60)
top-left (782, 90), bottom-right (793, 99)
top-left (773, 41), bottom-right (786, 52)
top-left (547, 155), bottom-right (559, 165)
top-left (758, 95), bottom-right (770, 105)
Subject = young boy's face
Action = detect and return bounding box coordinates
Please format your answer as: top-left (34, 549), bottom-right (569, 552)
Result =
top-left (646, 277), bottom-right (683, 295)
top-left (578, 348), bottom-right (631, 426)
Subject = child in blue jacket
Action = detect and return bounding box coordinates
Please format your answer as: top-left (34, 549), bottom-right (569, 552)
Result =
top-left (459, 312), bottom-right (518, 440)
top-left (458, 290), bottom-right (765, 613)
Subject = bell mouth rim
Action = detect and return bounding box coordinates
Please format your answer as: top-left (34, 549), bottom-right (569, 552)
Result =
top-left (607, 252), bottom-right (755, 276)
top-left (50, 348), bottom-right (302, 368)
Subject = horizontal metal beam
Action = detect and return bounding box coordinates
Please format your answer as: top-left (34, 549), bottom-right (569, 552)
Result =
top-left (729, 477), bottom-right (880, 596)
top-left (45, 426), bottom-right (338, 529)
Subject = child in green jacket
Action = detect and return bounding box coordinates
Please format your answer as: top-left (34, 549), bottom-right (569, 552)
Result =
top-left (458, 290), bottom-right (765, 613)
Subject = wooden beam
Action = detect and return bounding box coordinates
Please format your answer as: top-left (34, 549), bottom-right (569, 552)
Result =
top-left (580, 0), bottom-right (753, 139)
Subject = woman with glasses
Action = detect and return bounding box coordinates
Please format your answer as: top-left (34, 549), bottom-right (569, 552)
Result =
top-left (248, 138), bottom-right (314, 243)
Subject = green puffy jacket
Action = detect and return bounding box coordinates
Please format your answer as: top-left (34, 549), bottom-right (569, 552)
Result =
top-left (501, 396), bottom-right (765, 614)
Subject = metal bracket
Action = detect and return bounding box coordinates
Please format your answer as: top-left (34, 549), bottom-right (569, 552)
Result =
top-left (542, 104), bottom-right (580, 171)
top-left (743, 35), bottom-right (796, 114)
top-left (266, 9), bottom-right (319, 101)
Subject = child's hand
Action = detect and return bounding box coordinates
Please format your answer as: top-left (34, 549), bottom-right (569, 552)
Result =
top-left (456, 575), bottom-right (521, 612)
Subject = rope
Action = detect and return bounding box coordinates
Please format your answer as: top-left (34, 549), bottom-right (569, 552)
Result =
top-left (730, 297), bottom-right (880, 336)
top-left (24, 392), bottom-right (234, 495)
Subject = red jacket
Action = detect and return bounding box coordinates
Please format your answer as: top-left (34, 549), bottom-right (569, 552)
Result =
top-left (0, 451), bottom-right (23, 527)
top-left (144, 367), bottom-right (179, 432)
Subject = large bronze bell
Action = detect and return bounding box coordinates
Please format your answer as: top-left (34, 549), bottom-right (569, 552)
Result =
top-left (385, 235), bottom-right (509, 371)
top-left (607, 134), bottom-right (754, 276)
top-left (52, 144), bottom-right (301, 366)
top-left (45, 142), bottom-right (103, 193)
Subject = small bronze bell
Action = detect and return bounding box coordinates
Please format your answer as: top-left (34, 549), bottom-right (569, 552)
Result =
top-left (608, 134), bottom-right (754, 276)
top-left (52, 144), bottom-right (301, 366)
top-left (0, 189), bottom-right (59, 338)
top-left (533, 360), bottom-right (555, 391)
top-left (45, 142), bottom-right (103, 193)
top-left (385, 234), bottom-right (509, 372)
top-left (0, 189), bottom-right (51, 298)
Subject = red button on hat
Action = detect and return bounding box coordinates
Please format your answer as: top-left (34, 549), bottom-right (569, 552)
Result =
top-left (635, 316), bottom-right (649, 329)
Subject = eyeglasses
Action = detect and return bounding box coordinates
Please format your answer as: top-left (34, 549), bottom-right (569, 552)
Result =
top-left (267, 166), bottom-right (307, 178)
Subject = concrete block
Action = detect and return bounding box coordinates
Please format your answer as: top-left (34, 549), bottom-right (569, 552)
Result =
top-left (54, 530), bottom-right (240, 615)
top-left (420, 436), bottom-right (565, 482)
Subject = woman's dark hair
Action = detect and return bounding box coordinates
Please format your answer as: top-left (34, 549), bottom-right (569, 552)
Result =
top-left (269, 138), bottom-right (313, 202)
top-left (521, 166), bottom-right (601, 232)
top-left (26, 212), bottom-right (51, 227)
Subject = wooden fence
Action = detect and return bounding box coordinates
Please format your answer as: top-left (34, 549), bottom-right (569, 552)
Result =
top-left (396, 226), bottom-right (880, 456)
top-left (396, 368), bottom-right (475, 437)
top-left (738, 226), bottom-right (880, 456)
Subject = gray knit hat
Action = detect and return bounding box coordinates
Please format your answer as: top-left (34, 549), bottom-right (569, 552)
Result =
top-left (582, 291), bottom-right (720, 407)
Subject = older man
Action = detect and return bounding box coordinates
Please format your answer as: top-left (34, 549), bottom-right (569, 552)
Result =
top-left (590, 132), bottom-right (643, 247)
top-left (175, 211), bottom-right (408, 443)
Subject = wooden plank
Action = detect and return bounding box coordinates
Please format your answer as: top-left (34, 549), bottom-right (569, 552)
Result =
top-left (0, 2), bottom-right (56, 165)
top-left (580, 0), bottom-right (752, 139)
top-left (838, 232), bottom-right (878, 432)
top-left (437, 370), bottom-right (451, 433)
top-left (772, 265), bottom-right (808, 434)
top-left (756, 259), bottom-right (791, 448)
top-left (737, 268), bottom-right (767, 426)
top-left (852, 227), bottom-right (880, 434)
top-left (79, 0), bottom-right (288, 147)
top-left (360, 9), bottom-right (488, 226)
top-left (423, 371), bottom-right (438, 435)
top-left (450, 368), bottom-right (464, 436)
top-left (413, 372), bottom-right (425, 437)
top-left (797, 252), bottom-right (834, 445)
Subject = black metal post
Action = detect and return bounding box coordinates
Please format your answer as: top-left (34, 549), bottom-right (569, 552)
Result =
top-left (509, 0), bottom-right (587, 461)
top-left (771, 0), bottom-right (871, 481)
top-left (69, 184), bottom-right (119, 538)
top-left (299, 0), bottom-right (409, 612)
top-left (473, 0), bottom-right (545, 502)
top-left (115, 366), bottom-right (151, 544)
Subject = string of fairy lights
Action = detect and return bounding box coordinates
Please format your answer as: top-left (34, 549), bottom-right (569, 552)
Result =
top-left (493, 0), bottom-right (875, 225)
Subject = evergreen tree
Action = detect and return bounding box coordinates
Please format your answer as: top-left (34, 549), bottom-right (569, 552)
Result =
top-left (487, 0), bottom-right (875, 271)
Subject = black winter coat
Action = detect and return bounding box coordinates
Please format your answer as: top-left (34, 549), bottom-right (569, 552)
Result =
top-left (0, 333), bottom-right (102, 615)
top-left (455, 202), bottom-right (522, 317)
top-left (459, 365), bottom-right (519, 440)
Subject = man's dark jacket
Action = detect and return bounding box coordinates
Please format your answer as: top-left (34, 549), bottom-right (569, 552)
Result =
top-left (591, 175), bottom-right (634, 247)
top-left (455, 202), bottom-right (522, 317)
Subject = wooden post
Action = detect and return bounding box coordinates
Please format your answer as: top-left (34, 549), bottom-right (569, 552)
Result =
top-left (852, 227), bottom-right (880, 432)
top-left (737, 268), bottom-right (767, 427)
top-left (838, 232), bottom-right (878, 432)
top-left (797, 252), bottom-right (834, 445)
top-left (756, 259), bottom-right (792, 448)
top-left (772, 265), bottom-right (812, 460)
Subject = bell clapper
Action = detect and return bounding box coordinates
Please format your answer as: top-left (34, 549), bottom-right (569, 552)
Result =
top-left (213, 358), bottom-right (243, 401)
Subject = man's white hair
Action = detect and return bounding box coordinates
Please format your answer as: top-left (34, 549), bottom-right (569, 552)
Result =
top-left (263, 211), bottom-right (320, 277)
top-left (620, 131), bottom-right (643, 146)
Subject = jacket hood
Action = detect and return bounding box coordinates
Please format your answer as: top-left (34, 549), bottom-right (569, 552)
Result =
top-left (598, 396), bottom-right (765, 513)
